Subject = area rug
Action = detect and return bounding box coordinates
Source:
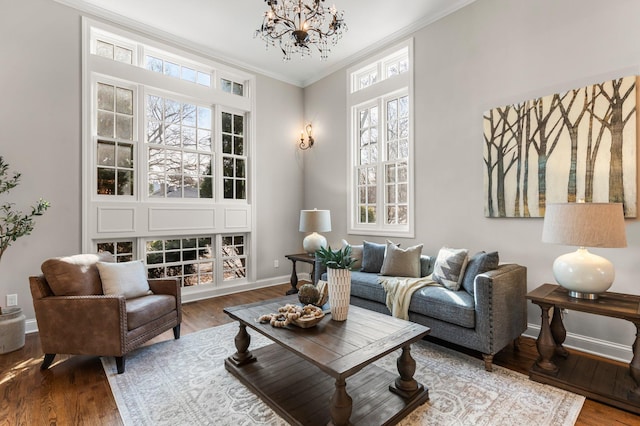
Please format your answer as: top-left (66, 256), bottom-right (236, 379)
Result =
top-left (102, 322), bottom-right (584, 426)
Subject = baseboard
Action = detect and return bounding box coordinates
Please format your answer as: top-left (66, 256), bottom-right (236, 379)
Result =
top-left (524, 323), bottom-right (633, 363)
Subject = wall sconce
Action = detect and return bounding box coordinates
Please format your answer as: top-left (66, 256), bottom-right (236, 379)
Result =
top-left (299, 123), bottom-right (314, 150)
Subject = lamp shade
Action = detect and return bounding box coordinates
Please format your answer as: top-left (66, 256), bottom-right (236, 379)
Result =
top-left (299, 209), bottom-right (331, 233)
top-left (542, 203), bottom-right (627, 248)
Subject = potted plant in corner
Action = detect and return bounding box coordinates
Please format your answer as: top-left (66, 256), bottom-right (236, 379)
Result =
top-left (0, 156), bottom-right (50, 354)
top-left (316, 245), bottom-right (355, 321)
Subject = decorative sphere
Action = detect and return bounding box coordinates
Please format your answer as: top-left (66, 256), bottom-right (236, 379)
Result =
top-left (298, 284), bottom-right (320, 305)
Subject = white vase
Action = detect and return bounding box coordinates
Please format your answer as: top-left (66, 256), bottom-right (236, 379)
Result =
top-left (0, 307), bottom-right (26, 354)
top-left (328, 268), bottom-right (351, 321)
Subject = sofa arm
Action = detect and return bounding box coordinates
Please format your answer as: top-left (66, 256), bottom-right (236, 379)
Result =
top-left (32, 294), bottom-right (127, 356)
top-left (473, 263), bottom-right (528, 354)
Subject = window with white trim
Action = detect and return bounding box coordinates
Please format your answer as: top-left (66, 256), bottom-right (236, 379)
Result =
top-left (347, 40), bottom-right (414, 237)
top-left (83, 19), bottom-right (255, 292)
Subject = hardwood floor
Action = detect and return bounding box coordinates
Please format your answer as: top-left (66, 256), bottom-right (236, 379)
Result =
top-left (1, 283), bottom-right (638, 425)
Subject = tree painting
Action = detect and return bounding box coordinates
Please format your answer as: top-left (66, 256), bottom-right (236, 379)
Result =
top-left (484, 76), bottom-right (637, 218)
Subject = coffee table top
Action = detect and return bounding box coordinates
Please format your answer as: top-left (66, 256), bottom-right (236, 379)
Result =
top-left (224, 296), bottom-right (431, 379)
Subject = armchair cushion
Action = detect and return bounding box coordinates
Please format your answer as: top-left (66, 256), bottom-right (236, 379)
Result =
top-left (126, 294), bottom-right (176, 330)
top-left (41, 252), bottom-right (114, 296)
top-left (97, 260), bottom-right (151, 299)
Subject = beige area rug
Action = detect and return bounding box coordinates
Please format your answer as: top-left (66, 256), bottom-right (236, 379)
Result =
top-left (103, 322), bottom-right (584, 426)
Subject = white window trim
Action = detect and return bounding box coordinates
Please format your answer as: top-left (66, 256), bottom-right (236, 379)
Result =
top-left (346, 39), bottom-right (415, 238)
top-left (82, 18), bottom-right (257, 290)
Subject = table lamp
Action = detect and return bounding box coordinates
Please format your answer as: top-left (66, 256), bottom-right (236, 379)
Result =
top-left (542, 202), bottom-right (627, 299)
top-left (299, 209), bottom-right (331, 255)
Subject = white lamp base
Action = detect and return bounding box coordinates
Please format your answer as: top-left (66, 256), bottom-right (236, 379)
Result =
top-left (303, 232), bottom-right (327, 255)
top-left (552, 247), bottom-right (614, 300)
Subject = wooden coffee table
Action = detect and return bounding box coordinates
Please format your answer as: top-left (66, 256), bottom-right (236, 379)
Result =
top-left (224, 296), bottom-right (431, 426)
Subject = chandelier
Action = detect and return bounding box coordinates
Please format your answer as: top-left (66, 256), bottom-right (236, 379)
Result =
top-left (255, 0), bottom-right (347, 61)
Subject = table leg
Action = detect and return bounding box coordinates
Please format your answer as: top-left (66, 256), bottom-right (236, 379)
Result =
top-left (535, 303), bottom-right (559, 374)
top-left (629, 321), bottom-right (640, 401)
top-left (551, 306), bottom-right (569, 358)
top-left (286, 259), bottom-right (299, 295)
top-left (329, 377), bottom-right (352, 426)
top-left (229, 323), bottom-right (256, 366)
top-left (390, 344), bottom-right (426, 399)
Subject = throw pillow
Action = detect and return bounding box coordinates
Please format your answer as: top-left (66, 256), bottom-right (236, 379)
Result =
top-left (462, 251), bottom-right (500, 295)
top-left (41, 252), bottom-right (115, 296)
top-left (360, 241), bottom-right (387, 273)
top-left (431, 247), bottom-right (470, 291)
top-left (380, 240), bottom-right (423, 278)
top-left (97, 260), bottom-right (151, 299)
top-left (341, 239), bottom-right (363, 270)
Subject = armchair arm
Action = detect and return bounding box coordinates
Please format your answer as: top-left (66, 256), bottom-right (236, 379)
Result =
top-left (473, 264), bottom-right (528, 354)
top-left (32, 294), bottom-right (127, 356)
top-left (148, 278), bottom-right (181, 322)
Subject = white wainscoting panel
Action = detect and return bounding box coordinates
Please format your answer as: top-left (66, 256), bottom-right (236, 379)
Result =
top-left (149, 207), bottom-right (216, 231)
top-left (97, 206), bottom-right (136, 233)
top-left (224, 207), bottom-right (250, 228)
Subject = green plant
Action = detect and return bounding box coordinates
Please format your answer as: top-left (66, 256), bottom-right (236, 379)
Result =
top-left (0, 156), bottom-right (50, 261)
top-left (316, 245), bottom-right (356, 270)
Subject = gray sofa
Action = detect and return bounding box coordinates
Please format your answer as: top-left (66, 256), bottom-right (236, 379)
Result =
top-left (317, 253), bottom-right (527, 371)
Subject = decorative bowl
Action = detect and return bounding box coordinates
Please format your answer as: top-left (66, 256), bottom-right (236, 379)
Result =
top-left (291, 312), bottom-right (325, 328)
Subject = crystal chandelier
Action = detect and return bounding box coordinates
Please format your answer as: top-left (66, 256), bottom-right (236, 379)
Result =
top-left (255, 0), bottom-right (347, 61)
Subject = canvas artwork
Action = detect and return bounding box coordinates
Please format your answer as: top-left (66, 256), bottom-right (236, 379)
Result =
top-left (483, 75), bottom-right (637, 218)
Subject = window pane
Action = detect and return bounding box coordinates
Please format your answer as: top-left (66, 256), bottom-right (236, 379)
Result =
top-left (114, 46), bottom-right (132, 64)
top-left (98, 141), bottom-right (115, 166)
top-left (222, 134), bottom-right (232, 154)
top-left (147, 121), bottom-right (162, 144)
top-left (197, 107), bottom-right (211, 130)
top-left (96, 40), bottom-right (114, 59)
top-left (97, 168), bottom-right (115, 195)
top-left (234, 136), bottom-right (244, 155)
top-left (116, 115), bottom-right (133, 140)
top-left (117, 170), bottom-right (133, 195)
top-left (222, 112), bottom-right (232, 133)
top-left (164, 61), bottom-right (180, 78)
top-left (97, 83), bottom-right (114, 111)
top-left (200, 177), bottom-right (212, 198)
top-left (236, 180), bottom-right (246, 199)
top-left (233, 115), bottom-right (243, 135)
top-left (116, 87), bottom-right (133, 114)
top-left (118, 241), bottom-right (133, 254)
top-left (165, 124), bottom-right (181, 146)
top-left (182, 67), bottom-right (196, 82)
top-left (117, 143), bottom-right (133, 168)
top-left (182, 127), bottom-right (196, 148)
top-left (198, 129), bottom-right (211, 151)
top-left (232, 82), bottom-right (244, 96)
top-left (97, 242), bottom-right (114, 254)
top-left (223, 179), bottom-right (233, 198)
top-left (221, 79), bottom-right (232, 92)
top-left (236, 159), bottom-right (245, 178)
top-left (197, 72), bottom-right (211, 87)
top-left (223, 157), bottom-right (233, 177)
top-left (146, 56), bottom-right (163, 72)
top-left (183, 104), bottom-right (196, 126)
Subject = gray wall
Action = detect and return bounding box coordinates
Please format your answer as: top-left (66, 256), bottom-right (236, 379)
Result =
top-left (0, 0), bottom-right (305, 321)
top-left (304, 0), bottom-right (640, 358)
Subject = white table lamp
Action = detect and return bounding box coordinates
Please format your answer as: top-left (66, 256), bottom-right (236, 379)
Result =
top-left (299, 209), bottom-right (331, 255)
top-left (542, 202), bottom-right (627, 299)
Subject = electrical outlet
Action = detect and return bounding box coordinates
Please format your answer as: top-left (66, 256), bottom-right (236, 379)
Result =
top-left (274, 259), bottom-right (279, 268)
top-left (6, 294), bottom-right (17, 307)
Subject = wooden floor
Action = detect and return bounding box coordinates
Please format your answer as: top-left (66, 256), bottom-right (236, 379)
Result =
top-left (1, 282), bottom-right (638, 425)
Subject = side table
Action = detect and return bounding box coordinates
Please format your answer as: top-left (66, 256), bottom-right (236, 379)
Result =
top-left (284, 253), bottom-right (316, 295)
top-left (526, 284), bottom-right (640, 414)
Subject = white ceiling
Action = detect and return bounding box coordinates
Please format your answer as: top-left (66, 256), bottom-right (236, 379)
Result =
top-left (57, 0), bottom-right (476, 87)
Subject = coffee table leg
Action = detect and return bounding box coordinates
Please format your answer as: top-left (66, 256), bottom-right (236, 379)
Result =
top-left (329, 377), bottom-right (352, 426)
top-left (390, 344), bottom-right (425, 399)
top-left (229, 323), bottom-right (256, 366)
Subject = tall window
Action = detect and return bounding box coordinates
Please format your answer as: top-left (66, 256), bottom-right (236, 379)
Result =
top-left (348, 40), bottom-right (414, 237)
top-left (84, 19), bottom-right (255, 293)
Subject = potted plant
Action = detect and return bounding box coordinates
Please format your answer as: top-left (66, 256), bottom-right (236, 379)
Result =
top-left (316, 245), bottom-right (355, 321)
top-left (0, 156), bottom-right (50, 353)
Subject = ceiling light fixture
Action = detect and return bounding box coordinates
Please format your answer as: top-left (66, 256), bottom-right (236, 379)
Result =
top-left (255, 0), bottom-right (347, 61)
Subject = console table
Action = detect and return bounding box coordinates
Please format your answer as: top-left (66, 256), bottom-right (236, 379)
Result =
top-left (526, 284), bottom-right (640, 414)
top-left (284, 253), bottom-right (316, 295)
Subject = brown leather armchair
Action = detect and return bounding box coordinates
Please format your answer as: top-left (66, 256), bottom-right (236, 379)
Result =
top-left (29, 253), bottom-right (182, 374)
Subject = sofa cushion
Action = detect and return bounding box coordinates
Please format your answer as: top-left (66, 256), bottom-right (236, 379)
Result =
top-left (409, 286), bottom-right (476, 328)
top-left (41, 252), bottom-right (115, 296)
top-left (432, 247), bottom-right (469, 291)
top-left (126, 294), bottom-right (176, 330)
top-left (462, 251), bottom-right (500, 295)
top-left (97, 260), bottom-right (152, 299)
top-left (380, 241), bottom-right (423, 277)
top-left (349, 271), bottom-right (387, 304)
top-left (360, 241), bottom-right (387, 273)
top-left (341, 239), bottom-right (363, 270)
